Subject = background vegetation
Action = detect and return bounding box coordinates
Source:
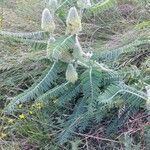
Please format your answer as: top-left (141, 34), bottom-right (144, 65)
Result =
top-left (0, 0), bottom-right (150, 149)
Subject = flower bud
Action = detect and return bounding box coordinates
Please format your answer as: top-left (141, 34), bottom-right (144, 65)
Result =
top-left (146, 86), bottom-right (150, 97)
top-left (41, 8), bottom-right (55, 33)
top-left (146, 86), bottom-right (150, 109)
top-left (52, 49), bottom-right (61, 61)
top-left (48, 0), bottom-right (58, 11)
top-left (66, 64), bottom-right (78, 83)
top-left (73, 36), bottom-right (84, 59)
top-left (47, 36), bottom-right (56, 58)
top-left (146, 86), bottom-right (150, 121)
top-left (66, 7), bottom-right (82, 35)
top-left (77, 0), bottom-right (92, 9)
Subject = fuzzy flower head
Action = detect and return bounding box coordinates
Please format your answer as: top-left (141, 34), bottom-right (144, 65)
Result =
top-left (146, 85), bottom-right (150, 121)
top-left (48, 0), bottom-right (58, 11)
top-left (47, 36), bottom-right (56, 58)
top-left (146, 86), bottom-right (150, 98)
top-left (41, 8), bottom-right (55, 33)
top-left (77, 0), bottom-right (92, 9)
top-left (66, 7), bottom-right (82, 35)
top-left (73, 36), bottom-right (84, 59)
top-left (52, 49), bottom-right (62, 61)
top-left (146, 86), bottom-right (150, 107)
top-left (66, 64), bottom-right (78, 83)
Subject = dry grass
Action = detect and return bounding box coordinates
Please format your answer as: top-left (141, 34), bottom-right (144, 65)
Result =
top-left (0, 0), bottom-right (150, 149)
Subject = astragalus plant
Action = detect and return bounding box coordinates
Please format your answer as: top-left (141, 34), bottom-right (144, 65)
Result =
top-left (1, 0), bottom-right (149, 145)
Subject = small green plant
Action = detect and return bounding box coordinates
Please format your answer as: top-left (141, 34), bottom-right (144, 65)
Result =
top-left (1, 0), bottom-right (149, 145)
